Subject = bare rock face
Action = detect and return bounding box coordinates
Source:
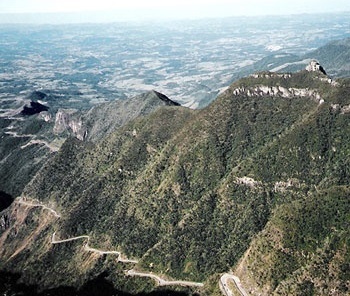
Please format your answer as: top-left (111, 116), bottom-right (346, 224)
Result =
top-left (0, 214), bottom-right (10, 231)
top-left (38, 111), bottom-right (52, 122)
top-left (53, 109), bottom-right (86, 140)
top-left (306, 60), bottom-right (327, 75)
top-left (231, 85), bottom-right (323, 104)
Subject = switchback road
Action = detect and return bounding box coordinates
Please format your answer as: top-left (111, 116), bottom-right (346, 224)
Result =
top-left (51, 232), bottom-right (138, 264)
top-left (14, 197), bottom-right (203, 288)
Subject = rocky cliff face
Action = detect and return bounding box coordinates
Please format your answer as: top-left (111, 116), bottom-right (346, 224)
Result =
top-left (0, 212), bottom-right (10, 231)
top-left (231, 84), bottom-right (324, 103)
top-left (52, 91), bottom-right (180, 142)
top-left (53, 109), bottom-right (86, 140)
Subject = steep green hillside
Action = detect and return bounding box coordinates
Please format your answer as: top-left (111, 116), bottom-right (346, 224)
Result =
top-left (235, 186), bottom-right (350, 295)
top-left (81, 90), bottom-right (180, 142)
top-left (1, 69), bottom-right (349, 295)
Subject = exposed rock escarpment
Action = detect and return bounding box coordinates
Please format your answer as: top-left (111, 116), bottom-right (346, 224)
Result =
top-left (53, 109), bottom-right (85, 140)
top-left (231, 85), bottom-right (323, 103)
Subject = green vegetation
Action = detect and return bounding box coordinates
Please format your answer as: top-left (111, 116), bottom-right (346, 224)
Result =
top-left (241, 187), bottom-right (350, 295)
top-left (1, 70), bottom-right (349, 295)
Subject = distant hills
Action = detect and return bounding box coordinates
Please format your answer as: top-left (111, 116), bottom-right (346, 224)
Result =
top-left (1, 63), bottom-right (349, 295)
top-left (236, 37), bottom-right (350, 79)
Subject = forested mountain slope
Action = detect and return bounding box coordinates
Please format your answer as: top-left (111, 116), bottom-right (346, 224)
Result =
top-left (1, 68), bottom-right (349, 295)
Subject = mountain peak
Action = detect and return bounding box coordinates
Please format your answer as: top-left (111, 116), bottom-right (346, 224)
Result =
top-left (20, 100), bottom-right (49, 116)
top-left (149, 90), bottom-right (181, 106)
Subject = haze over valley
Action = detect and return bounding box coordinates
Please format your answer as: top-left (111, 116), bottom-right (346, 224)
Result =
top-left (0, 13), bottom-right (349, 111)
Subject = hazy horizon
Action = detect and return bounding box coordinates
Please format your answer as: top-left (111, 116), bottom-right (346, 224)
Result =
top-left (0, 0), bottom-right (350, 24)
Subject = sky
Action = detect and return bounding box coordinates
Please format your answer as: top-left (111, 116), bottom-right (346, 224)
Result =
top-left (0, 0), bottom-right (350, 23)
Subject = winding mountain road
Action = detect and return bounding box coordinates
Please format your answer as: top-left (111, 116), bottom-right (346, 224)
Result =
top-left (51, 232), bottom-right (138, 263)
top-left (14, 196), bottom-right (203, 288)
top-left (4, 131), bottom-right (34, 138)
top-left (220, 273), bottom-right (248, 296)
top-left (15, 197), bottom-right (61, 218)
top-left (127, 270), bottom-right (204, 287)
top-left (20, 139), bottom-right (59, 152)
top-left (16, 197), bottom-right (137, 263)
top-left (4, 127), bottom-right (58, 152)
top-left (51, 232), bottom-right (89, 244)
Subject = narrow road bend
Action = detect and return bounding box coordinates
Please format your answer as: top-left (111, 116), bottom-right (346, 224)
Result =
top-left (15, 197), bottom-right (61, 218)
top-left (127, 269), bottom-right (204, 287)
top-left (220, 273), bottom-right (248, 296)
top-left (51, 232), bottom-right (139, 264)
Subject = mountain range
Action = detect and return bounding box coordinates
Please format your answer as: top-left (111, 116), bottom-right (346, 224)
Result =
top-left (1, 36), bottom-right (350, 200)
top-left (0, 59), bottom-right (349, 296)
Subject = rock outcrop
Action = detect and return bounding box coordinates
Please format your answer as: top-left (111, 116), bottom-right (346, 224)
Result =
top-left (231, 85), bottom-right (323, 103)
top-left (53, 109), bottom-right (86, 140)
top-left (306, 60), bottom-right (327, 75)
